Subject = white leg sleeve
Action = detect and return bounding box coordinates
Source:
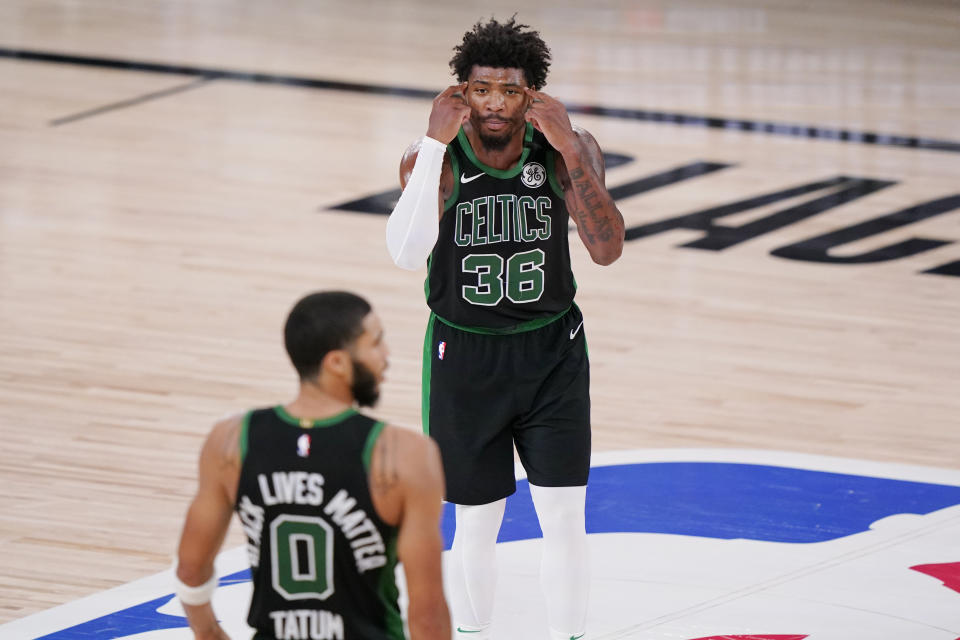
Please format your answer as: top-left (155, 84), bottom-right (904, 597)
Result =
top-left (448, 500), bottom-right (506, 639)
top-left (385, 136), bottom-right (446, 270)
top-left (529, 484), bottom-right (589, 639)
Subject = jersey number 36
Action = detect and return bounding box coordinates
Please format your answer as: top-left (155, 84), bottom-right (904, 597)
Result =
top-left (461, 249), bottom-right (546, 306)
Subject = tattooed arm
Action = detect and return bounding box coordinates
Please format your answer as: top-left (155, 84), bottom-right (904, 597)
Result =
top-left (368, 425), bottom-right (450, 640)
top-left (558, 128), bottom-right (625, 265)
top-left (524, 88), bottom-right (625, 265)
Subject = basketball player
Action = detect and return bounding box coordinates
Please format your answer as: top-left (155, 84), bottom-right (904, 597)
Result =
top-left (174, 291), bottom-right (450, 640)
top-left (385, 17), bottom-right (624, 640)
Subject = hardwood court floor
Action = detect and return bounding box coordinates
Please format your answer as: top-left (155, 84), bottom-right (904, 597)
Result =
top-left (1, 0), bottom-right (959, 626)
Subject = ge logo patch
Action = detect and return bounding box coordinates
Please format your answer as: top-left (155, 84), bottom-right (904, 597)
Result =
top-left (521, 162), bottom-right (546, 188)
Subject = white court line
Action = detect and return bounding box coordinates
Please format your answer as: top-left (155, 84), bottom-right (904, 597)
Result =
top-left (594, 506), bottom-right (960, 639)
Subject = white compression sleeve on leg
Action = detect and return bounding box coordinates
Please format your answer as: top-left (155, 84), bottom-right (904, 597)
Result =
top-left (449, 500), bottom-right (506, 639)
top-left (530, 484), bottom-right (589, 639)
top-left (385, 136), bottom-right (446, 270)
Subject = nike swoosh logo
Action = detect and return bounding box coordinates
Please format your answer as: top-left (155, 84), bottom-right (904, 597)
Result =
top-left (456, 627), bottom-right (482, 634)
top-left (570, 320), bottom-right (584, 339)
top-left (461, 172), bottom-right (484, 183)
top-left (570, 635), bottom-right (585, 640)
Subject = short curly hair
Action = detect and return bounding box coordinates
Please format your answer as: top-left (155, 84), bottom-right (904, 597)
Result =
top-left (449, 16), bottom-right (552, 90)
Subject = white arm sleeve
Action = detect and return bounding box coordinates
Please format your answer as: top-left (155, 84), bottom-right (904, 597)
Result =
top-left (385, 136), bottom-right (446, 270)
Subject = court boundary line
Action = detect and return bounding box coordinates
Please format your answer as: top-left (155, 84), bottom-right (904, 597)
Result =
top-left (50, 77), bottom-right (213, 126)
top-left (2, 46), bottom-right (958, 153)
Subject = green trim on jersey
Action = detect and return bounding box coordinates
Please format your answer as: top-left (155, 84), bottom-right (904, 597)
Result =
top-left (443, 146), bottom-right (460, 212)
top-left (272, 405), bottom-right (358, 428)
top-left (378, 534), bottom-right (404, 639)
top-left (423, 255), bottom-right (432, 300)
top-left (239, 411), bottom-right (252, 465)
top-left (455, 123), bottom-right (535, 179)
top-left (362, 421), bottom-right (386, 472)
top-left (546, 148), bottom-right (566, 199)
top-left (421, 315), bottom-right (435, 435)
top-left (434, 304), bottom-right (570, 335)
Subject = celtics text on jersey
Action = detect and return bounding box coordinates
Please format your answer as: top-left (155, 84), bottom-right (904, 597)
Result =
top-left (426, 124), bottom-right (576, 331)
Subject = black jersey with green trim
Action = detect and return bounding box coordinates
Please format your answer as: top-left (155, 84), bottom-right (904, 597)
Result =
top-left (426, 123), bottom-right (576, 331)
top-left (236, 406), bottom-right (403, 640)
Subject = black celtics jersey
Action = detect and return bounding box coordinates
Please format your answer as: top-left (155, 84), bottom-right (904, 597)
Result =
top-left (235, 406), bottom-right (403, 640)
top-left (426, 123), bottom-right (576, 331)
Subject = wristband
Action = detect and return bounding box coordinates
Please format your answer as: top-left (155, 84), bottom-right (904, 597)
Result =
top-left (174, 567), bottom-right (218, 606)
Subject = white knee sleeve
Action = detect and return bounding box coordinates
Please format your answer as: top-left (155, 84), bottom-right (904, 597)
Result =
top-left (449, 500), bottom-right (506, 638)
top-left (530, 484), bottom-right (589, 639)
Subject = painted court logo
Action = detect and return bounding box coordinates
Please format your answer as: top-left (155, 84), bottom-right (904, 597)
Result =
top-left (6, 450), bottom-right (959, 640)
top-left (521, 162), bottom-right (545, 188)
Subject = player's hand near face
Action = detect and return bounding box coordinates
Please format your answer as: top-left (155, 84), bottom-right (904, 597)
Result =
top-left (427, 83), bottom-right (470, 143)
top-left (523, 88), bottom-right (578, 157)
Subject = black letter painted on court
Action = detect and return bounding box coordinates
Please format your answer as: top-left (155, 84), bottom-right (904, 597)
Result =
top-left (923, 260), bottom-right (960, 277)
top-left (625, 177), bottom-right (896, 250)
top-left (771, 194), bottom-right (960, 271)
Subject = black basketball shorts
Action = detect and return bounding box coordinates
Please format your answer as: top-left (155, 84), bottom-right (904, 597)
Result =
top-left (421, 304), bottom-right (591, 505)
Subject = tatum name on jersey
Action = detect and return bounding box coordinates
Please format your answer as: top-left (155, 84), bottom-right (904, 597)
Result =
top-left (236, 407), bottom-right (404, 640)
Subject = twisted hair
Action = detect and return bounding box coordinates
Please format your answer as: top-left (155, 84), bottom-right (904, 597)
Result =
top-left (449, 16), bottom-right (552, 90)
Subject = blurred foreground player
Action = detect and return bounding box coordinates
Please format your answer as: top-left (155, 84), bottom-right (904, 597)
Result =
top-left (174, 291), bottom-right (450, 640)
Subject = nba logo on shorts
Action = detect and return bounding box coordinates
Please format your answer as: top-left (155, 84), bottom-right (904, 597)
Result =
top-left (438, 341), bottom-right (446, 360)
top-left (296, 433), bottom-right (310, 457)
